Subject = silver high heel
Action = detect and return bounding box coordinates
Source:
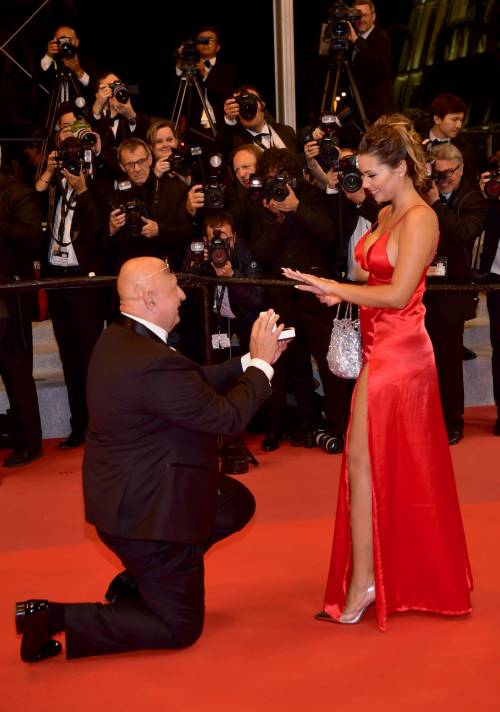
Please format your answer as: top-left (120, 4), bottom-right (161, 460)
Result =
top-left (339, 584), bottom-right (376, 624)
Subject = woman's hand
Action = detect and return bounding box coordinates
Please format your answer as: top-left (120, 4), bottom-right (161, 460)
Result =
top-left (281, 267), bottom-right (342, 304)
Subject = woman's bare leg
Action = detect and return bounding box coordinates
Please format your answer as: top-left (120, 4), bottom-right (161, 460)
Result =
top-left (343, 365), bottom-right (374, 615)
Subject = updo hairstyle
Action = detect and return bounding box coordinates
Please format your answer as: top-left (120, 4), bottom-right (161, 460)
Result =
top-left (358, 114), bottom-right (428, 191)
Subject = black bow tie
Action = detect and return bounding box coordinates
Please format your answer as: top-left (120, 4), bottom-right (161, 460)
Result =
top-left (204, 60), bottom-right (211, 69)
top-left (254, 132), bottom-right (270, 145)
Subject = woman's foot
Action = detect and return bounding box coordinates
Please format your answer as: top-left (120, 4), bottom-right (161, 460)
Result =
top-left (339, 583), bottom-right (376, 624)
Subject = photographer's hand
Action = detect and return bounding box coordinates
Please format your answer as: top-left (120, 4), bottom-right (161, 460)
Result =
top-left (141, 218), bottom-right (159, 239)
top-left (304, 140), bottom-right (320, 162)
top-left (114, 99), bottom-right (136, 122)
top-left (186, 185), bottom-right (205, 216)
top-left (269, 186), bottom-right (299, 214)
top-left (312, 127), bottom-right (324, 141)
top-left (250, 310), bottom-right (284, 364)
top-left (214, 261), bottom-right (234, 278)
top-left (63, 55), bottom-right (84, 79)
top-left (346, 21), bottom-right (358, 43)
top-left (262, 198), bottom-right (285, 224)
top-left (109, 208), bottom-right (126, 236)
top-left (422, 181), bottom-right (440, 206)
top-left (154, 157), bottom-right (171, 179)
top-left (47, 38), bottom-right (59, 58)
top-left (93, 84), bottom-right (112, 117)
top-left (344, 186), bottom-right (366, 205)
top-left (62, 168), bottom-right (87, 195)
top-left (36, 151), bottom-right (58, 192)
top-left (479, 171), bottom-right (491, 196)
top-left (326, 168), bottom-right (340, 190)
top-left (224, 97), bottom-right (240, 121)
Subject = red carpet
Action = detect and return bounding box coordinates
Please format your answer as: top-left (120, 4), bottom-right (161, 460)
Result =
top-left (1, 406), bottom-right (499, 711)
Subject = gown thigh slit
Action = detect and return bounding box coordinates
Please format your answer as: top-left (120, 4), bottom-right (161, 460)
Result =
top-left (320, 227), bottom-right (472, 630)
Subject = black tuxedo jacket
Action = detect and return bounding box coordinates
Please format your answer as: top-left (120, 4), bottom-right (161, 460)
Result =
top-left (173, 60), bottom-right (236, 131)
top-left (218, 120), bottom-right (299, 159)
top-left (350, 25), bottom-right (395, 123)
top-left (83, 315), bottom-right (271, 542)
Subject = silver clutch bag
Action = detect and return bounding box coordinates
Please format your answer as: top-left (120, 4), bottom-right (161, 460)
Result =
top-left (326, 302), bottom-right (362, 379)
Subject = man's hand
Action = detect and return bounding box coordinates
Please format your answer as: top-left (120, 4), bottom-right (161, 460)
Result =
top-left (422, 181), bottom-right (440, 205)
top-left (346, 21), bottom-right (358, 43)
top-left (214, 261), bottom-right (234, 278)
top-left (186, 185), bottom-right (205, 216)
top-left (113, 99), bottom-right (136, 122)
top-left (249, 310), bottom-right (283, 364)
top-left (47, 38), bottom-right (59, 58)
top-left (62, 168), bottom-right (87, 194)
top-left (479, 171), bottom-right (491, 196)
top-left (224, 97), bottom-right (240, 121)
top-left (63, 55), bottom-right (84, 79)
top-left (304, 140), bottom-right (320, 162)
top-left (196, 60), bottom-right (209, 78)
top-left (59, 125), bottom-right (73, 143)
top-left (141, 217), bottom-right (159, 238)
top-left (326, 168), bottom-right (340, 191)
top-left (262, 198), bottom-right (285, 223)
top-left (109, 208), bottom-right (126, 235)
top-left (94, 84), bottom-right (112, 115)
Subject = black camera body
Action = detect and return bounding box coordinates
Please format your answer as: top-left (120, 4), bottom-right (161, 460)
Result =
top-left (169, 143), bottom-right (203, 177)
top-left (236, 92), bottom-right (258, 120)
top-left (317, 116), bottom-right (341, 170)
top-left (178, 37), bottom-right (208, 70)
top-left (109, 80), bottom-right (129, 104)
top-left (208, 230), bottom-right (232, 267)
top-left (118, 199), bottom-right (148, 238)
top-left (338, 154), bottom-right (362, 193)
top-left (326, 2), bottom-right (362, 52)
top-left (484, 170), bottom-right (500, 199)
top-left (248, 173), bottom-right (295, 202)
top-left (57, 38), bottom-right (77, 60)
top-left (205, 178), bottom-right (226, 210)
top-left (56, 137), bottom-right (92, 176)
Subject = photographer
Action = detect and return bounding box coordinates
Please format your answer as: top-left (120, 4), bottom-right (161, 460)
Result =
top-left (220, 85), bottom-right (299, 159)
top-left (38, 26), bottom-right (97, 104)
top-left (92, 71), bottom-right (151, 179)
top-left (422, 142), bottom-right (488, 444)
top-left (35, 101), bottom-right (109, 450)
top-left (174, 26), bottom-right (236, 140)
top-left (247, 147), bottom-right (341, 451)
top-left (106, 138), bottom-right (194, 274)
top-left (342, 1), bottom-right (395, 123)
top-left (0, 154), bottom-right (44, 468)
top-left (478, 162), bottom-right (500, 436)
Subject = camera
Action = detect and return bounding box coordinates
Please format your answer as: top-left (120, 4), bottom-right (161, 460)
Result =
top-left (108, 80), bottom-right (129, 104)
top-left (317, 114), bottom-right (341, 169)
top-left (208, 229), bottom-right (232, 267)
top-left (338, 154), bottom-right (362, 192)
top-left (248, 173), bottom-right (295, 202)
top-left (118, 199), bottom-right (149, 238)
top-left (169, 143), bottom-right (203, 177)
top-left (204, 154), bottom-right (226, 210)
top-left (55, 137), bottom-right (92, 176)
top-left (484, 170), bottom-right (500, 199)
top-left (70, 119), bottom-right (97, 148)
top-left (236, 92), bottom-right (259, 120)
top-left (57, 37), bottom-right (77, 60)
top-left (322, 2), bottom-right (362, 52)
top-left (315, 428), bottom-right (342, 453)
top-left (177, 37), bottom-right (208, 70)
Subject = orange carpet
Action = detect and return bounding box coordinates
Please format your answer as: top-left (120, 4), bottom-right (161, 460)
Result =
top-left (1, 406), bottom-right (499, 712)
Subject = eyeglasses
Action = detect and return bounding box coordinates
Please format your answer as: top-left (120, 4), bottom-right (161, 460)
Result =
top-left (122, 157), bottom-right (149, 171)
top-left (196, 37), bottom-right (217, 44)
top-left (433, 166), bottom-right (461, 181)
top-left (135, 260), bottom-right (170, 293)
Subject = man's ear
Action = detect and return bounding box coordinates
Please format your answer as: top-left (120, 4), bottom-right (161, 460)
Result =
top-left (143, 289), bottom-right (157, 310)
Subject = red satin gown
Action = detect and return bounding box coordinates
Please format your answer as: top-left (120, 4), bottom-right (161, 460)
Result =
top-left (321, 221), bottom-right (473, 630)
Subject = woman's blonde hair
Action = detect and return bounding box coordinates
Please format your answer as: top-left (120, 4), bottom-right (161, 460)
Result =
top-left (359, 113), bottom-right (428, 191)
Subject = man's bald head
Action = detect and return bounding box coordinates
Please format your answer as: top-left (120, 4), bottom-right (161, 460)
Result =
top-left (117, 257), bottom-right (185, 332)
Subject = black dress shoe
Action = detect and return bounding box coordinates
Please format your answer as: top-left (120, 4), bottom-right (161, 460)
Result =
top-left (58, 432), bottom-right (85, 450)
top-left (105, 572), bottom-right (139, 603)
top-left (3, 445), bottom-right (43, 468)
top-left (447, 429), bottom-right (463, 445)
top-left (15, 600), bottom-right (62, 663)
top-left (261, 432), bottom-right (281, 452)
top-left (290, 424), bottom-right (317, 448)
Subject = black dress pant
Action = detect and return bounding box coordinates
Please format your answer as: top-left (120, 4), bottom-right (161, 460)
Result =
top-left (0, 295), bottom-right (41, 450)
top-left (425, 303), bottom-right (465, 431)
top-left (47, 281), bottom-right (104, 436)
top-left (486, 284), bottom-right (500, 415)
top-left (64, 475), bottom-right (255, 659)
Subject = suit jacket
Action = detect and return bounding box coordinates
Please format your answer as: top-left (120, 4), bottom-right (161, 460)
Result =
top-left (173, 60), bottom-right (236, 131)
top-left (425, 179), bottom-right (488, 323)
top-left (479, 198), bottom-right (500, 273)
top-left (83, 315), bottom-right (271, 542)
top-left (350, 25), bottom-right (395, 124)
top-left (218, 120), bottom-right (299, 160)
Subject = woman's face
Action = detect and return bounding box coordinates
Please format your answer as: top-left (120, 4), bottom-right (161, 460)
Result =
top-left (152, 126), bottom-right (178, 159)
top-left (358, 153), bottom-right (404, 203)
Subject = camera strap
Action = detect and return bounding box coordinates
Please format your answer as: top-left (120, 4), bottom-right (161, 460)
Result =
top-left (52, 180), bottom-right (78, 246)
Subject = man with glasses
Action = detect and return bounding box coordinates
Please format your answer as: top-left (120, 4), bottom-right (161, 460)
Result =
top-left (344, 1), bottom-right (395, 123)
top-left (107, 138), bottom-right (194, 273)
top-left (423, 142), bottom-right (488, 444)
top-left (174, 26), bottom-right (236, 139)
top-left (15, 256), bottom-right (286, 662)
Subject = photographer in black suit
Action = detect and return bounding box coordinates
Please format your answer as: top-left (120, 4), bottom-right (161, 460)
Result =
top-left (15, 256), bottom-right (286, 662)
top-left (423, 142), bottom-right (488, 444)
top-left (345, 1), bottom-right (395, 123)
top-left (478, 166), bottom-right (500, 435)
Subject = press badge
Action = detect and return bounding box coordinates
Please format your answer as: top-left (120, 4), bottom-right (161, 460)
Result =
top-left (50, 249), bottom-right (69, 267)
top-left (427, 256), bottom-right (447, 277)
top-left (211, 333), bottom-right (230, 350)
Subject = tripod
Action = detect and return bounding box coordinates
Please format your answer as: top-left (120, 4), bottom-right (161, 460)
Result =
top-left (171, 61), bottom-right (217, 142)
top-left (36, 66), bottom-right (82, 181)
top-left (321, 50), bottom-right (369, 132)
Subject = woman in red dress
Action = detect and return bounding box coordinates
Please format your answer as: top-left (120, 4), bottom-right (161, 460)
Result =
top-left (283, 115), bottom-right (472, 629)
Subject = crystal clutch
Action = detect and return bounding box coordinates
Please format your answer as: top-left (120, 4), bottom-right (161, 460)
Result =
top-left (326, 302), bottom-right (362, 379)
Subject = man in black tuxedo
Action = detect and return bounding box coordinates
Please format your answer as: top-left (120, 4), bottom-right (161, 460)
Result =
top-left (345, 1), bottom-right (395, 124)
top-left (15, 256), bottom-right (285, 662)
top-left (219, 85), bottom-right (299, 160)
top-left (423, 142), bottom-right (488, 444)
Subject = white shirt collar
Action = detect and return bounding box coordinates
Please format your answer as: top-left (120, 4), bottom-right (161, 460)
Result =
top-left (429, 129), bottom-right (450, 142)
top-left (121, 312), bottom-right (168, 343)
top-left (360, 25), bottom-right (375, 40)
